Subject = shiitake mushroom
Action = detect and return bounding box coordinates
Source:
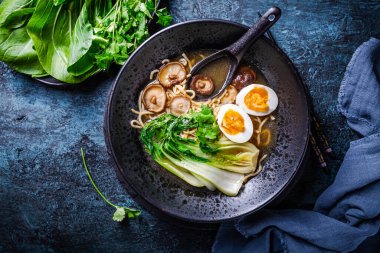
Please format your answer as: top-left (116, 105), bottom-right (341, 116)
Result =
top-left (231, 66), bottom-right (256, 91)
top-left (169, 96), bottom-right (191, 116)
top-left (158, 62), bottom-right (187, 88)
top-left (220, 86), bottom-right (238, 104)
top-left (142, 84), bottom-right (166, 113)
top-left (190, 74), bottom-right (215, 96)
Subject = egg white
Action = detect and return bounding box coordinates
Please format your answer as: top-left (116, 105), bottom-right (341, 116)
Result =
top-left (236, 84), bottom-right (278, 116)
top-left (217, 104), bottom-right (253, 143)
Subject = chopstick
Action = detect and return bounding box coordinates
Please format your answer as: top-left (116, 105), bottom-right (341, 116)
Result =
top-left (310, 132), bottom-right (329, 173)
top-left (310, 111), bottom-right (335, 157)
top-left (257, 12), bottom-right (334, 171)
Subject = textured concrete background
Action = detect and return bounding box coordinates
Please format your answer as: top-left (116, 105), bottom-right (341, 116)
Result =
top-left (1, 0), bottom-right (379, 252)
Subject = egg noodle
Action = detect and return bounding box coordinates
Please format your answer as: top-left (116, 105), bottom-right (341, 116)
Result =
top-left (130, 53), bottom-right (274, 181)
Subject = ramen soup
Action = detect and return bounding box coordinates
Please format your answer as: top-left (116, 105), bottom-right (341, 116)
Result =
top-left (130, 50), bottom-right (279, 196)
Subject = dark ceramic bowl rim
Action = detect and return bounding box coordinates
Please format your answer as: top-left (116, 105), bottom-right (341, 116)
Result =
top-left (104, 19), bottom-right (310, 223)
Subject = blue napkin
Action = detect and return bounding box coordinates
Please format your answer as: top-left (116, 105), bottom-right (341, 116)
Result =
top-left (213, 38), bottom-right (380, 253)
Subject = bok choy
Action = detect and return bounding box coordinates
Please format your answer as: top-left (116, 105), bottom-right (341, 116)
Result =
top-left (140, 106), bottom-right (260, 196)
top-left (0, 0), bottom-right (172, 83)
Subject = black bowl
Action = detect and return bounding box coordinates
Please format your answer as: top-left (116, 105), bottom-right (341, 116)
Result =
top-left (104, 19), bottom-right (310, 224)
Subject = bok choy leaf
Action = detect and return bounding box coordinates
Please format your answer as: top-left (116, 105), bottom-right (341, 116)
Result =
top-left (140, 106), bottom-right (260, 196)
top-left (27, 0), bottom-right (98, 83)
top-left (0, 0), bottom-right (45, 76)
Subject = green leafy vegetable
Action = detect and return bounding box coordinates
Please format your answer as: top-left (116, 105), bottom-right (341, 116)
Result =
top-left (27, 0), bottom-right (98, 83)
top-left (53, 0), bottom-right (67, 6)
top-left (92, 0), bottom-right (155, 70)
top-left (0, 0), bottom-right (172, 83)
top-left (156, 8), bottom-right (172, 27)
top-left (3, 7), bottom-right (35, 29)
top-left (81, 148), bottom-right (140, 222)
top-left (140, 106), bottom-right (260, 196)
top-left (0, 0), bottom-right (45, 76)
top-left (67, 1), bottom-right (99, 76)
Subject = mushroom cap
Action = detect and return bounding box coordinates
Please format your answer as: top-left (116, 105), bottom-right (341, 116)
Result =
top-left (220, 85), bottom-right (238, 104)
top-left (142, 83), bottom-right (166, 113)
top-left (231, 66), bottom-right (256, 91)
top-left (158, 62), bottom-right (187, 88)
top-left (169, 96), bottom-right (191, 116)
top-left (190, 74), bottom-right (215, 96)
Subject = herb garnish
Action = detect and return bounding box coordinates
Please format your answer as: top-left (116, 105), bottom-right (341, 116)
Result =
top-left (81, 148), bottom-right (140, 222)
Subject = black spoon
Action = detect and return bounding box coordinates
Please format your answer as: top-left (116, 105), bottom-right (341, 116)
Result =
top-left (188, 7), bottom-right (281, 100)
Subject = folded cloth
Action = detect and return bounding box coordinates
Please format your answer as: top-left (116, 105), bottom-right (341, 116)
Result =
top-left (338, 38), bottom-right (380, 136)
top-left (212, 38), bottom-right (380, 253)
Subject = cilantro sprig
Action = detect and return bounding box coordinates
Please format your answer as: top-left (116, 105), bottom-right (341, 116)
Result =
top-left (81, 148), bottom-right (140, 222)
top-left (156, 7), bottom-right (172, 27)
top-left (93, 0), bottom-right (173, 70)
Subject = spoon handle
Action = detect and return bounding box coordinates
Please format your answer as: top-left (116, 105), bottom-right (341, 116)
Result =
top-left (226, 7), bottom-right (281, 62)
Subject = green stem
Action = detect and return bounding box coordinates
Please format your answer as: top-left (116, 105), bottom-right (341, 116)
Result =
top-left (81, 148), bottom-right (117, 208)
top-left (93, 35), bottom-right (109, 45)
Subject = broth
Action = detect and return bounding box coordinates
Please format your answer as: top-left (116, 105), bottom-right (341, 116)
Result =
top-left (130, 50), bottom-right (280, 195)
top-left (198, 57), bottom-right (230, 95)
top-left (183, 49), bottom-right (278, 155)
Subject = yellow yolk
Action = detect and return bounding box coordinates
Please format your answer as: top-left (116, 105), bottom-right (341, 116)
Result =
top-left (244, 87), bottom-right (269, 112)
top-left (221, 109), bottom-right (245, 135)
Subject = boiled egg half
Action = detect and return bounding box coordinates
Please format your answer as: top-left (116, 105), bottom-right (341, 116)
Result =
top-left (217, 104), bottom-right (253, 143)
top-left (236, 84), bottom-right (278, 116)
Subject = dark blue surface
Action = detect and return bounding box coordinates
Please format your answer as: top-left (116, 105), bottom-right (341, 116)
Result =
top-left (0, 1), bottom-right (379, 252)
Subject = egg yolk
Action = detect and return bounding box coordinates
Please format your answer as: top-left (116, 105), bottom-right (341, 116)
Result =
top-left (244, 87), bottom-right (269, 112)
top-left (221, 109), bottom-right (245, 135)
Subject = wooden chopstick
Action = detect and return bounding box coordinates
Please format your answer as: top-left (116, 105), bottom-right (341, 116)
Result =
top-left (310, 111), bottom-right (335, 158)
top-left (310, 132), bottom-right (329, 173)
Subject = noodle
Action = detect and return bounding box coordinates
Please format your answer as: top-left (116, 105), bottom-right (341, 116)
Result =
top-left (150, 69), bottom-right (159, 80)
top-left (180, 128), bottom-right (197, 139)
top-left (179, 58), bottom-right (187, 66)
top-left (243, 154), bottom-right (268, 183)
top-left (187, 90), bottom-right (196, 99)
top-left (256, 117), bottom-right (269, 145)
top-left (130, 52), bottom-right (276, 184)
top-left (252, 117), bottom-right (261, 123)
top-left (130, 120), bottom-right (143, 129)
top-left (132, 57), bottom-right (273, 148)
top-left (132, 74), bottom-right (199, 127)
top-left (260, 128), bottom-right (271, 146)
top-left (182, 53), bottom-right (192, 69)
top-left (130, 109), bottom-right (154, 128)
top-left (131, 75), bottom-right (231, 127)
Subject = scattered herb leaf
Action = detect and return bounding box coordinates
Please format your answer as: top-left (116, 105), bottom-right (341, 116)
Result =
top-left (81, 148), bottom-right (141, 222)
